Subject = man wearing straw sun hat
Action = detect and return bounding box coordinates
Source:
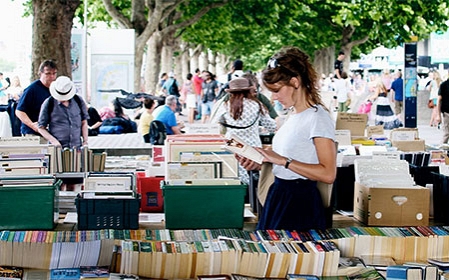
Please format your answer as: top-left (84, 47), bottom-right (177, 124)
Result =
top-left (38, 76), bottom-right (88, 148)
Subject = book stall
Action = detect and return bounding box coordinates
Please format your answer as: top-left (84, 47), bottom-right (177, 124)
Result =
top-left (162, 134), bottom-right (247, 229)
top-left (4, 113), bottom-right (449, 279)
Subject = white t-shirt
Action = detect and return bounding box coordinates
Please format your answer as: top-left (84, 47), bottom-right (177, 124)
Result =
top-left (272, 105), bottom-right (335, 180)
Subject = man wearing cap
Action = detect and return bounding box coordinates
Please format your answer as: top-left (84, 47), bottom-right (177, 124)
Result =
top-left (38, 76), bottom-right (88, 148)
top-left (16, 60), bottom-right (58, 137)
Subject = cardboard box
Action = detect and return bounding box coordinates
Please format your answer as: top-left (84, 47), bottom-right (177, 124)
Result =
top-left (392, 140), bottom-right (425, 152)
top-left (390, 128), bottom-right (419, 141)
top-left (390, 128), bottom-right (425, 152)
top-left (353, 182), bottom-right (429, 226)
top-left (336, 113), bottom-right (368, 136)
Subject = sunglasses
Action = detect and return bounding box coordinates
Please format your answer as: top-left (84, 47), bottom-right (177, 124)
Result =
top-left (267, 58), bottom-right (281, 69)
top-left (266, 57), bottom-right (297, 76)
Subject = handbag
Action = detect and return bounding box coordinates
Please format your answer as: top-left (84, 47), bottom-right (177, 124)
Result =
top-left (428, 99), bottom-right (435, 109)
top-left (256, 162), bottom-right (333, 208)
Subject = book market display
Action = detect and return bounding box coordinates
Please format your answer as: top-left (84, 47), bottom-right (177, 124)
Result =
top-left (2, 116), bottom-right (449, 279)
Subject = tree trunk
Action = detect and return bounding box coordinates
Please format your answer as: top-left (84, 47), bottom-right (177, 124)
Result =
top-left (181, 48), bottom-right (190, 80)
top-left (174, 54), bottom-right (182, 83)
top-left (135, 34), bottom-right (147, 92)
top-left (340, 25), bottom-right (369, 73)
top-left (201, 51), bottom-right (209, 73)
top-left (314, 46), bottom-right (335, 77)
top-left (218, 53), bottom-right (230, 77)
top-left (32, 0), bottom-right (80, 80)
top-left (209, 52), bottom-right (217, 75)
top-left (144, 32), bottom-right (163, 94)
top-left (190, 46), bottom-right (202, 72)
top-left (161, 45), bottom-right (174, 74)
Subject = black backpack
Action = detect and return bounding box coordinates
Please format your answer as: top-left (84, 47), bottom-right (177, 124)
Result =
top-left (168, 80), bottom-right (180, 97)
top-left (47, 94), bottom-right (83, 116)
top-left (149, 120), bottom-right (167, 145)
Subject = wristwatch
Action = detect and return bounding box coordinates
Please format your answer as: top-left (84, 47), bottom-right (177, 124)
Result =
top-left (284, 157), bottom-right (293, 169)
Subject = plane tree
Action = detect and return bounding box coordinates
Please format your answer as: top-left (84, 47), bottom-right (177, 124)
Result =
top-left (83, 0), bottom-right (229, 92)
top-left (181, 0), bottom-right (449, 75)
top-left (29, 0), bottom-right (81, 80)
top-left (26, 0), bottom-right (449, 88)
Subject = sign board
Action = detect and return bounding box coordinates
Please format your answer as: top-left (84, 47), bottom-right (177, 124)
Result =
top-left (335, 113), bottom-right (368, 136)
top-left (404, 43), bottom-right (417, 128)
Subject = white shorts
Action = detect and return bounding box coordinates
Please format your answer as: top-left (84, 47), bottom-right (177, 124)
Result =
top-left (186, 93), bottom-right (196, 108)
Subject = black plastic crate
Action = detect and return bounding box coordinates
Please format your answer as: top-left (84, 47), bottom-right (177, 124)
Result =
top-left (76, 194), bottom-right (140, 230)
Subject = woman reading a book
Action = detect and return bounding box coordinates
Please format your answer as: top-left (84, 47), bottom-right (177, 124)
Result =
top-left (236, 46), bottom-right (337, 231)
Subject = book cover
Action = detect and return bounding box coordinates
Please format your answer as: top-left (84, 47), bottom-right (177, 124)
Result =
top-left (166, 161), bottom-right (222, 180)
top-left (108, 273), bottom-right (139, 279)
top-left (427, 257), bottom-right (449, 269)
top-left (347, 267), bottom-right (384, 280)
top-left (0, 266), bottom-right (24, 280)
top-left (386, 265), bottom-right (422, 280)
top-left (337, 257), bottom-right (366, 276)
top-left (402, 262), bottom-right (438, 280)
top-left (79, 265), bottom-right (109, 278)
top-left (223, 134), bottom-right (264, 164)
top-left (179, 150), bottom-right (239, 178)
top-left (49, 268), bottom-right (80, 280)
top-left (360, 255), bottom-right (396, 270)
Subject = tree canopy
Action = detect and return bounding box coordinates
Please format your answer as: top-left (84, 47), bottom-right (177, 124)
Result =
top-left (23, 0), bottom-right (449, 91)
top-left (180, 0), bottom-right (449, 72)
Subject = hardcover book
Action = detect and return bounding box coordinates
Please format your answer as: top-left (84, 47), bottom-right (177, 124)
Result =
top-left (386, 265), bottom-right (422, 280)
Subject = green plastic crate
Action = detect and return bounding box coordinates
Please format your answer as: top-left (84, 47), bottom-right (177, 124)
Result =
top-left (162, 183), bottom-right (247, 229)
top-left (0, 181), bottom-right (60, 230)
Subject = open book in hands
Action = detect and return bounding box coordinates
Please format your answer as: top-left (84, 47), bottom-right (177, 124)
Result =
top-left (223, 134), bottom-right (264, 164)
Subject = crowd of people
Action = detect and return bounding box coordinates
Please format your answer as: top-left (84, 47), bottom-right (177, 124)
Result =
top-left (4, 56), bottom-right (443, 145)
top-left (3, 51), bottom-right (449, 231)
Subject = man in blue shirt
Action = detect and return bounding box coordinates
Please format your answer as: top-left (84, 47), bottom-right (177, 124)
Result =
top-left (390, 70), bottom-right (404, 120)
top-left (153, 95), bottom-right (182, 135)
top-left (16, 60), bottom-right (57, 136)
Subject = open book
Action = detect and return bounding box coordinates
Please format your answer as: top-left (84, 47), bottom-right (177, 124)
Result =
top-left (223, 134), bottom-right (264, 164)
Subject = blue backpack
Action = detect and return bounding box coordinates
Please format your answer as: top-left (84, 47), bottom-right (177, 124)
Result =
top-left (168, 80), bottom-right (180, 97)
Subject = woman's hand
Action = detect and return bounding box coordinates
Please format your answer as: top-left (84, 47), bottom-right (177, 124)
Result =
top-left (255, 147), bottom-right (285, 166)
top-left (235, 154), bottom-right (261, 171)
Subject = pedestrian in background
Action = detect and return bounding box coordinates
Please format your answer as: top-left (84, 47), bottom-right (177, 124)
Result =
top-left (16, 60), bottom-right (57, 138)
top-left (435, 71), bottom-right (449, 143)
top-left (428, 70), bottom-right (442, 127)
